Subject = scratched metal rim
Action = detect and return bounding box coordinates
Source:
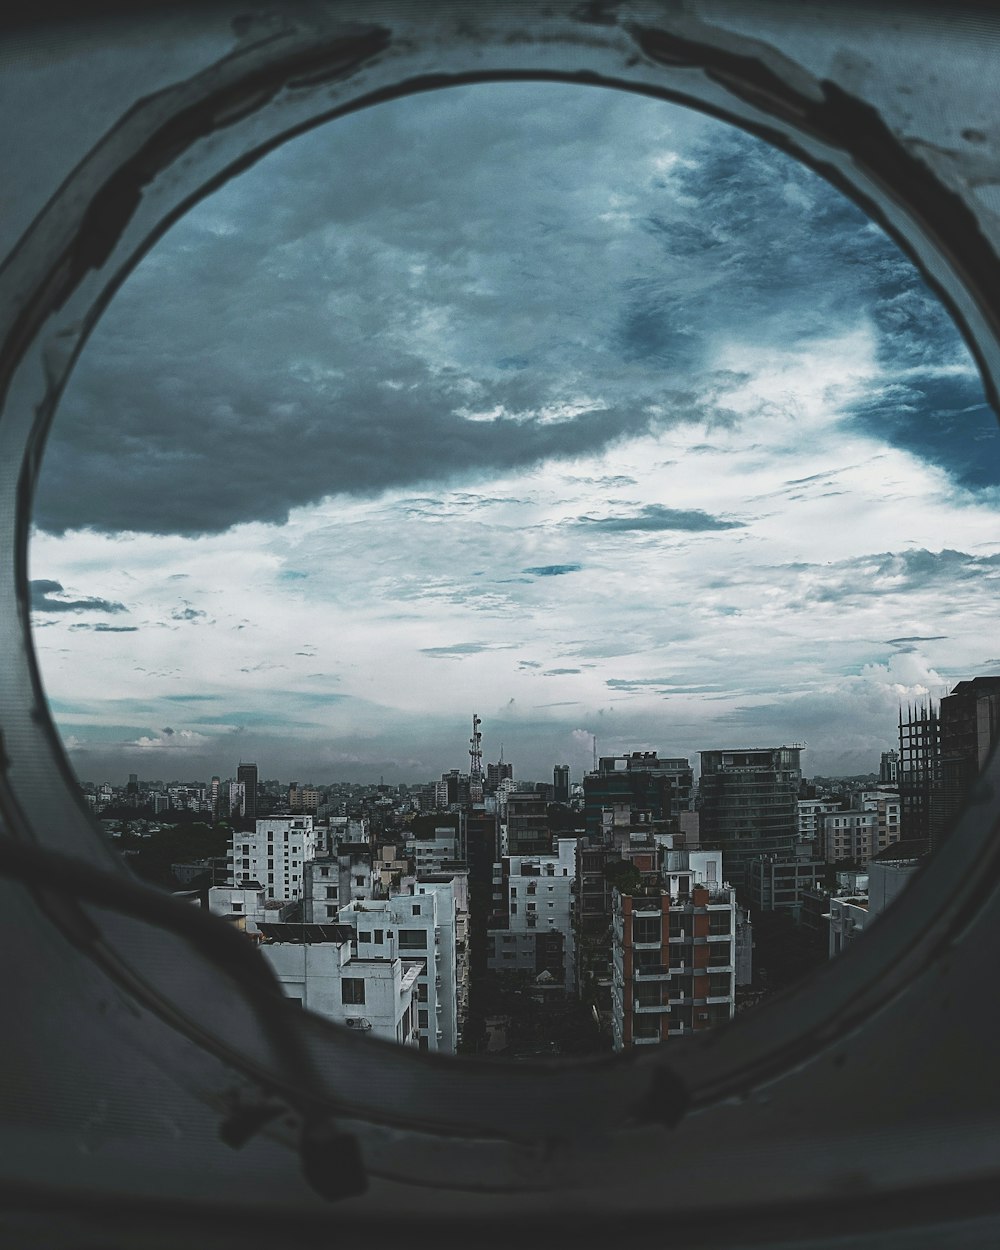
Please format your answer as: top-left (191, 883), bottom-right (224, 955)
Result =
top-left (1, 2), bottom-right (999, 1192)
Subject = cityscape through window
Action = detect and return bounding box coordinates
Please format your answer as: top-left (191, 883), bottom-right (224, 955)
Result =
top-left (28, 82), bottom-right (1000, 1058)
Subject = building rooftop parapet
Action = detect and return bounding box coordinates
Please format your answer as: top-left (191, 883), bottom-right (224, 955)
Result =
top-left (257, 922), bottom-right (354, 945)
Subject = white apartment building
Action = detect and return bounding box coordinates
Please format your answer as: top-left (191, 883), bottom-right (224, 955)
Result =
top-left (411, 823), bottom-right (461, 876)
top-left (258, 921), bottom-right (421, 1046)
top-left (325, 816), bottom-right (369, 852)
top-left (303, 851), bottom-right (375, 923)
top-left (337, 888), bottom-right (458, 1053)
top-left (229, 816), bottom-right (317, 901)
top-left (489, 837), bottom-right (578, 993)
top-left (859, 791), bottom-right (902, 855)
top-left (797, 798), bottom-right (842, 847)
top-left (207, 885), bottom-right (295, 933)
top-left (821, 811), bottom-right (879, 866)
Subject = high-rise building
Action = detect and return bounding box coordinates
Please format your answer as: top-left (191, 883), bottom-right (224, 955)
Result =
top-left (898, 703), bottom-right (940, 844)
top-left (228, 780), bottom-right (245, 819)
top-left (229, 816), bottom-right (317, 900)
top-left (210, 776), bottom-right (221, 819)
top-left (933, 677), bottom-right (1000, 846)
top-left (505, 791), bottom-right (551, 856)
top-left (237, 762), bottom-right (258, 822)
top-left (486, 753), bottom-right (513, 793)
top-left (488, 838), bottom-right (579, 995)
top-left (879, 750), bottom-right (899, 785)
top-left (553, 764), bottom-right (570, 804)
top-left (584, 753), bottom-right (693, 841)
top-left (611, 849), bottom-right (737, 1050)
top-left (698, 747), bottom-right (802, 888)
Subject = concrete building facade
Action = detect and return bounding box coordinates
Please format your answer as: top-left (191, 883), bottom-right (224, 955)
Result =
top-left (611, 849), bottom-right (737, 1051)
top-left (258, 921), bottom-right (421, 1046)
top-left (337, 889), bottom-right (458, 1053)
top-left (229, 816), bottom-right (317, 901)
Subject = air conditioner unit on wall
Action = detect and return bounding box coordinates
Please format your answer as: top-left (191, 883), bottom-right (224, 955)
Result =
top-left (345, 1018), bottom-right (372, 1031)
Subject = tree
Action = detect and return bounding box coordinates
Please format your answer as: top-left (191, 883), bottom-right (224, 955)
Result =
top-left (603, 859), bottom-right (643, 896)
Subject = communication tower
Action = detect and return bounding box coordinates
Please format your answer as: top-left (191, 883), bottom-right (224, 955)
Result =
top-left (469, 714), bottom-right (484, 802)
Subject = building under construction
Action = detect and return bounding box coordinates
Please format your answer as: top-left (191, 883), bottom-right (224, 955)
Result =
top-left (898, 702), bottom-right (940, 845)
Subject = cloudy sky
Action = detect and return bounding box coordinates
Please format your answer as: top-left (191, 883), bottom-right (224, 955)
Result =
top-left (28, 82), bottom-right (1000, 786)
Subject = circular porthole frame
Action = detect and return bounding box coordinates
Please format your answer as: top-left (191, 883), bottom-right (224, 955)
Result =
top-left (2, 0), bottom-right (1000, 1229)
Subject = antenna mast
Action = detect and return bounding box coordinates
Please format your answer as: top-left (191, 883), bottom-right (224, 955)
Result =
top-left (469, 713), bottom-right (484, 803)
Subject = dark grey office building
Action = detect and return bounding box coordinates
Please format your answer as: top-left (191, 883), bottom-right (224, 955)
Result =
top-left (698, 747), bottom-right (803, 889)
top-left (931, 676), bottom-right (1000, 847)
top-left (237, 762), bottom-right (258, 823)
top-left (583, 752), bottom-right (693, 841)
top-left (553, 764), bottom-right (570, 804)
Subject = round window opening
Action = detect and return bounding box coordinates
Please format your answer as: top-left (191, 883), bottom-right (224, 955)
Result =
top-left (24, 77), bottom-right (1000, 1074)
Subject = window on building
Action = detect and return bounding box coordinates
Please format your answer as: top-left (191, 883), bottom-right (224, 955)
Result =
top-left (397, 930), bottom-right (427, 950)
top-left (341, 979), bottom-right (365, 1005)
top-left (358, 931), bottom-right (371, 943)
top-left (418, 1010), bottom-right (428, 1028)
top-left (417, 984), bottom-right (427, 1002)
top-left (412, 904), bottom-right (421, 915)
top-left (633, 916), bottom-right (661, 944)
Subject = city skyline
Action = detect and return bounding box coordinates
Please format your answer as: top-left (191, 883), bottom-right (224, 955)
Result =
top-left (27, 81), bottom-right (1000, 784)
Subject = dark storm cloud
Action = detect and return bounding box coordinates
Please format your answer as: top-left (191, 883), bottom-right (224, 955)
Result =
top-left (576, 505), bottom-right (744, 532)
top-left (523, 564), bottom-right (582, 577)
top-left (846, 374), bottom-right (1000, 490)
top-left (607, 677), bottom-right (726, 694)
top-left (32, 82), bottom-right (993, 541)
top-left (30, 579), bottom-right (127, 614)
top-left (885, 634), bottom-right (948, 645)
top-left (420, 642), bottom-right (495, 658)
top-left (68, 623), bottom-right (139, 632)
top-left (797, 549), bottom-right (1000, 605)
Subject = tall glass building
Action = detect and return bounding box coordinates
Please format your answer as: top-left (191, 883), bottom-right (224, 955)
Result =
top-left (697, 747), bottom-right (803, 889)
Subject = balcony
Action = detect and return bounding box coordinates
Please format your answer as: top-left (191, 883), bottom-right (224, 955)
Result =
top-left (633, 965), bottom-right (670, 979)
top-left (633, 1000), bottom-right (669, 1014)
top-left (631, 1033), bottom-right (662, 1046)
